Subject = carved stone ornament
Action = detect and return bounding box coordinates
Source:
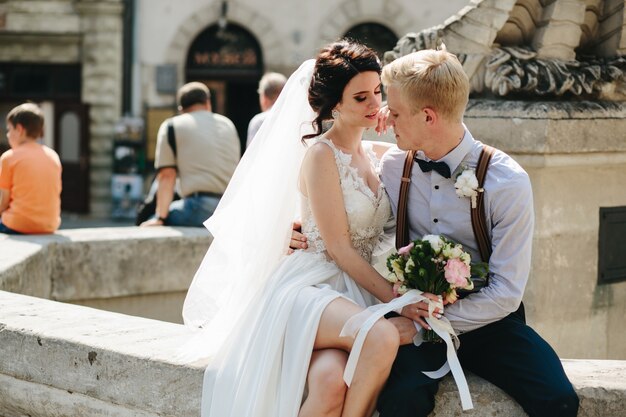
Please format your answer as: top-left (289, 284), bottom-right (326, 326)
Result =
top-left (385, 0), bottom-right (626, 100)
top-left (484, 46), bottom-right (626, 98)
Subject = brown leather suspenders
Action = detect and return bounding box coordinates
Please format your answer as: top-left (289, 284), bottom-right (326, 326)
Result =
top-left (395, 145), bottom-right (495, 263)
top-left (395, 150), bottom-right (417, 250)
top-left (471, 145), bottom-right (495, 262)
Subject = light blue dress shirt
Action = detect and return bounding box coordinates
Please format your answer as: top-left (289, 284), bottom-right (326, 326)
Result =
top-left (380, 129), bottom-right (535, 333)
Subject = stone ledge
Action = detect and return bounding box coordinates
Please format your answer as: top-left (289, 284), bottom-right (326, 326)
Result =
top-left (0, 290), bottom-right (624, 417)
top-left (464, 100), bottom-right (626, 154)
top-left (466, 100), bottom-right (626, 120)
top-left (0, 290), bottom-right (204, 417)
top-left (0, 227), bottom-right (211, 301)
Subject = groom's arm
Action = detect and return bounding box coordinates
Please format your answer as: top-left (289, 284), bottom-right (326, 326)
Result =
top-left (444, 171), bottom-right (534, 333)
top-left (289, 221), bottom-right (308, 253)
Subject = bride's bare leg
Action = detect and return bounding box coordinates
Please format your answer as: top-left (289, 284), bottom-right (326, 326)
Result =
top-left (314, 298), bottom-right (399, 417)
top-left (299, 349), bottom-right (348, 417)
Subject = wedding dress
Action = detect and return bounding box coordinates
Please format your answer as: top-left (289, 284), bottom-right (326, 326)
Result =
top-left (199, 137), bottom-right (391, 416)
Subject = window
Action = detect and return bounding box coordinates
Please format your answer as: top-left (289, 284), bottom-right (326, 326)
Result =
top-left (598, 206), bottom-right (626, 284)
top-left (344, 23), bottom-right (399, 60)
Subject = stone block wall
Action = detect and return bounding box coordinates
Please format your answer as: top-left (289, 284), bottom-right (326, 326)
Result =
top-left (464, 100), bottom-right (626, 359)
top-left (1, 289), bottom-right (625, 417)
top-left (0, 227), bottom-right (211, 322)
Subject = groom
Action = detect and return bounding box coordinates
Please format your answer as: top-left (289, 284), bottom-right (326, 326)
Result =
top-left (374, 48), bottom-right (579, 416)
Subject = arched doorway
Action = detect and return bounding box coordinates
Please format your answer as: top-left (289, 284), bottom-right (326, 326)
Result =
top-left (186, 23), bottom-right (263, 153)
top-left (344, 22), bottom-right (399, 60)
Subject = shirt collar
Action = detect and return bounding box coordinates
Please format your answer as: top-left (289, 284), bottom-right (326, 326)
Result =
top-left (438, 128), bottom-right (474, 174)
top-left (413, 127), bottom-right (475, 174)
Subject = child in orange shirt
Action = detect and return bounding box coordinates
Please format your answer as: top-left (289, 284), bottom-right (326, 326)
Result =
top-left (0, 103), bottom-right (62, 234)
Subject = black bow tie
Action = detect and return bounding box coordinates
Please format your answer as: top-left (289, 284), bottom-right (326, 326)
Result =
top-left (414, 156), bottom-right (451, 179)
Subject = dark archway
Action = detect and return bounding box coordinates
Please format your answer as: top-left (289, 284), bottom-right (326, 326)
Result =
top-left (344, 22), bottom-right (399, 60)
top-left (186, 23), bottom-right (263, 152)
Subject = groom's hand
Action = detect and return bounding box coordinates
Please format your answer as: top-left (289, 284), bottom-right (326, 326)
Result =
top-left (387, 316), bottom-right (417, 345)
top-left (288, 221), bottom-right (308, 254)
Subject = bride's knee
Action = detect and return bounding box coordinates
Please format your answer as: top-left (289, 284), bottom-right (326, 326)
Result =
top-left (366, 319), bottom-right (400, 359)
top-left (308, 355), bottom-right (347, 409)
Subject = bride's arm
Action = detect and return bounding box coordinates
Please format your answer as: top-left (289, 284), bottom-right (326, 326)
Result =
top-left (301, 144), bottom-right (442, 329)
top-left (300, 143), bottom-right (396, 303)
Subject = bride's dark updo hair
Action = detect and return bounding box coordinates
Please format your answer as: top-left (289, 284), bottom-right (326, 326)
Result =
top-left (303, 40), bottom-right (381, 140)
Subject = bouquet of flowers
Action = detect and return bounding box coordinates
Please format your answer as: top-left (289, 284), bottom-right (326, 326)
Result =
top-left (386, 234), bottom-right (489, 342)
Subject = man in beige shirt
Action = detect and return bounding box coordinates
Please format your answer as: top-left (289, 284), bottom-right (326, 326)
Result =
top-left (141, 82), bottom-right (240, 227)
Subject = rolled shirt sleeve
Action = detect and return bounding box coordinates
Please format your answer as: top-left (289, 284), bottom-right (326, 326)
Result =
top-left (444, 171), bottom-right (534, 333)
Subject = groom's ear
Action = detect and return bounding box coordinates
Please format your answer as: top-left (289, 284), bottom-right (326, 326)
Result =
top-left (423, 107), bottom-right (436, 124)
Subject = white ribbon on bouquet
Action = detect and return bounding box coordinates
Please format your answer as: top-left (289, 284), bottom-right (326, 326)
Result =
top-left (339, 289), bottom-right (474, 411)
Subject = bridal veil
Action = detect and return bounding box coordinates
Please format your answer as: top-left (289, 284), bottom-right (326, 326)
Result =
top-left (181, 59), bottom-right (317, 357)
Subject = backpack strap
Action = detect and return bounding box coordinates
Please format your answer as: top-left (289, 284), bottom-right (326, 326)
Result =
top-left (167, 119), bottom-right (177, 158)
top-left (471, 145), bottom-right (495, 262)
top-left (395, 150), bottom-right (416, 249)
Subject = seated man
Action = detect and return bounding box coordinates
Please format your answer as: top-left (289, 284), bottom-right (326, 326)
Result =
top-left (142, 82), bottom-right (240, 227)
top-left (0, 103), bottom-right (62, 234)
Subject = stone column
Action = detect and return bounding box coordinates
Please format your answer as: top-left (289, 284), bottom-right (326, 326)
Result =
top-left (77, 0), bottom-right (124, 216)
top-left (532, 0), bottom-right (586, 60)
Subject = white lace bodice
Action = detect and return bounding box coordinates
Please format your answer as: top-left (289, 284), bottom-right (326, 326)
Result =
top-left (300, 138), bottom-right (391, 262)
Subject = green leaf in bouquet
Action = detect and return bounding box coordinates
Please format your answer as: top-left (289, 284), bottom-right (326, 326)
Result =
top-left (470, 262), bottom-right (489, 279)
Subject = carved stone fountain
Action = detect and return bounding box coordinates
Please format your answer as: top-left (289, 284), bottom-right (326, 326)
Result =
top-left (385, 0), bottom-right (626, 360)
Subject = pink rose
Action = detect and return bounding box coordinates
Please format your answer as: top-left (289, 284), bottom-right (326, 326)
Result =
top-left (444, 258), bottom-right (470, 287)
top-left (398, 242), bottom-right (414, 256)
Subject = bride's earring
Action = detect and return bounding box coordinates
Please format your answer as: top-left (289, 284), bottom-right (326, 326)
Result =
top-left (331, 109), bottom-right (340, 119)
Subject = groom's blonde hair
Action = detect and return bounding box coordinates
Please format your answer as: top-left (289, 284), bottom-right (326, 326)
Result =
top-left (381, 46), bottom-right (469, 122)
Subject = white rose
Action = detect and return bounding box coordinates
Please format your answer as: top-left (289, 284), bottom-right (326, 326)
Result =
top-left (405, 257), bottom-right (415, 273)
top-left (391, 259), bottom-right (405, 281)
top-left (397, 285), bottom-right (408, 295)
top-left (455, 169), bottom-right (479, 199)
top-left (460, 252), bottom-right (471, 265)
top-left (423, 234), bottom-right (444, 254)
top-left (443, 244), bottom-right (464, 259)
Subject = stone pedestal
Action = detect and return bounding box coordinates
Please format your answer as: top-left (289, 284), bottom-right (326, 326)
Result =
top-left (465, 100), bottom-right (626, 359)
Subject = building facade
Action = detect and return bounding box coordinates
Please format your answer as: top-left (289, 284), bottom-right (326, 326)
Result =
top-left (0, 0), bottom-right (469, 215)
top-left (0, 0), bottom-right (124, 215)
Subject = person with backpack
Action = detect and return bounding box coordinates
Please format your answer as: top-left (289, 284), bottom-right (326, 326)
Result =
top-left (140, 82), bottom-right (240, 227)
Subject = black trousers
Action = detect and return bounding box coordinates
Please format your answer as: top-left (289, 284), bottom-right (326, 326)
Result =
top-left (377, 305), bottom-right (579, 417)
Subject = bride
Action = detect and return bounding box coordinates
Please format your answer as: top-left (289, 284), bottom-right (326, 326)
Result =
top-left (181, 40), bottom-right (438, 417)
